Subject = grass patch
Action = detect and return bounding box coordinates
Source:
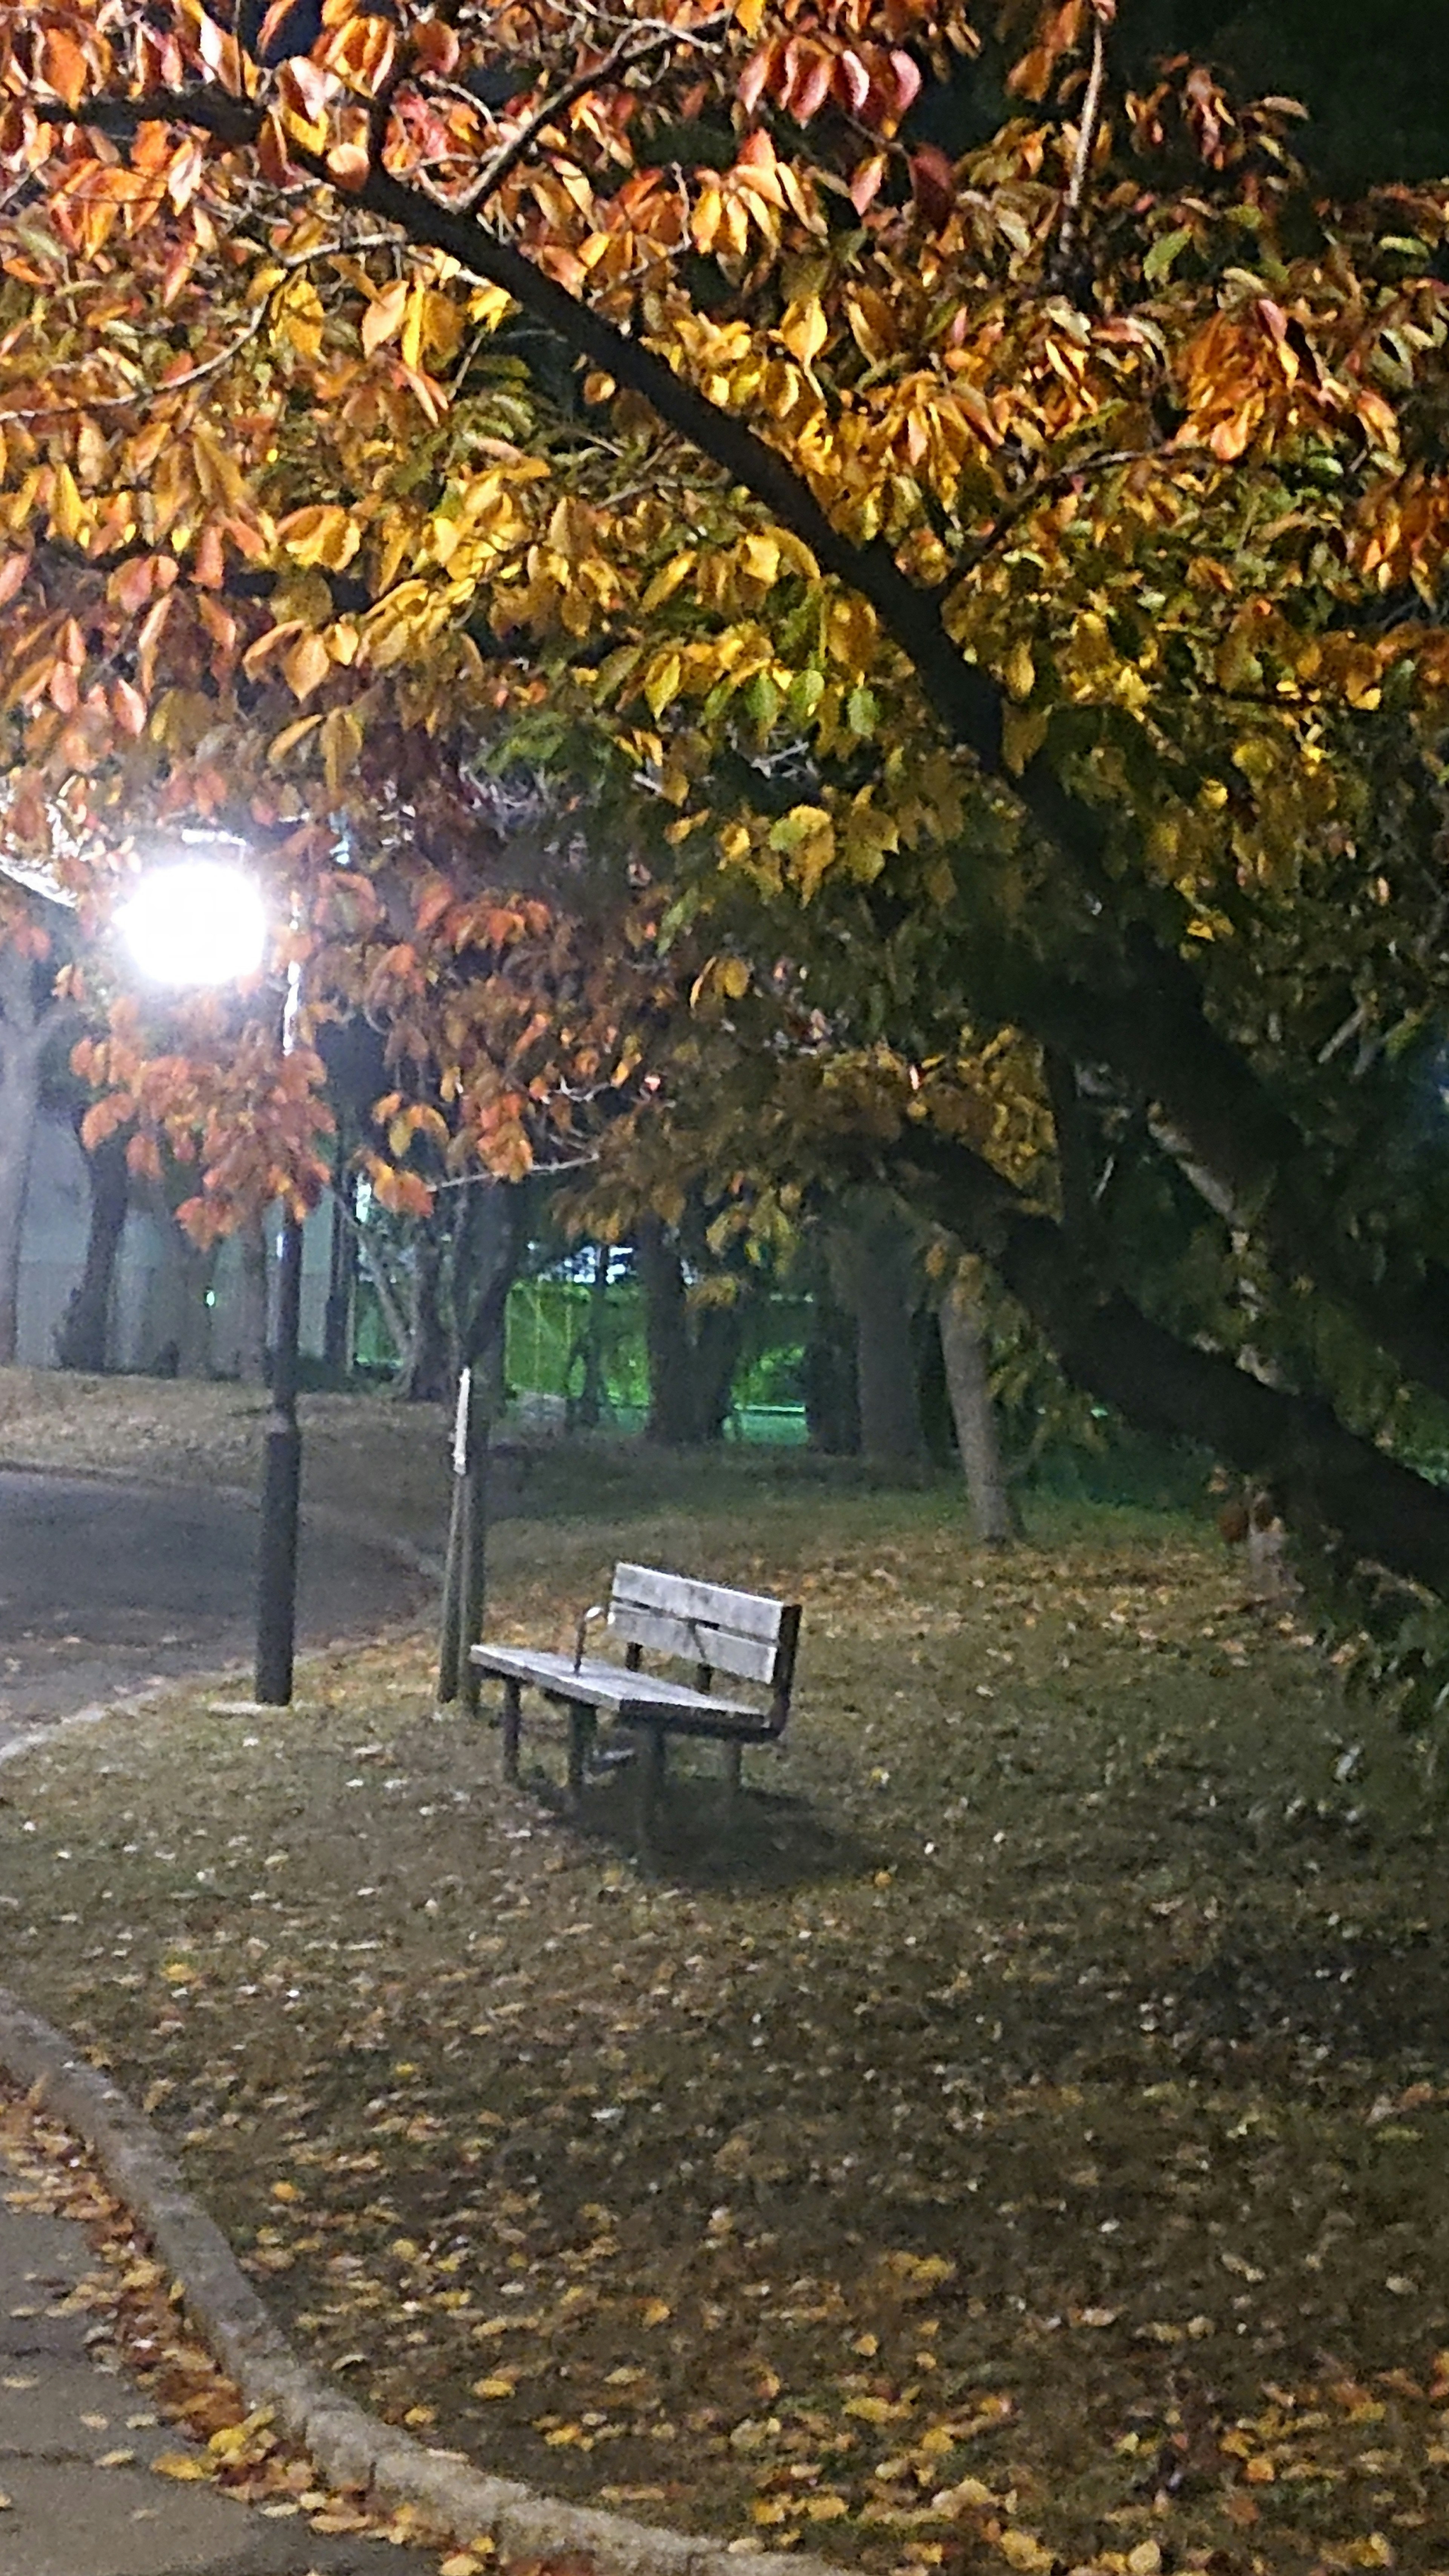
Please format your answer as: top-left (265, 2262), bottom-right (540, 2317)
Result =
top-left (2, 1471), bottom-right (1448, 2571)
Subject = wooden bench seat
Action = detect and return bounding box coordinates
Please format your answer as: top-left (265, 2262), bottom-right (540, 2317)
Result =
top-left (470, 1562), bottom-right (801, 1838)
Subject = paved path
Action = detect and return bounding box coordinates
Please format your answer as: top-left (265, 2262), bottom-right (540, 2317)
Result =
top-left (0, 1472), bottom-right (428, 1756)
top-left (0, 2138), bottom-right (441, 2576)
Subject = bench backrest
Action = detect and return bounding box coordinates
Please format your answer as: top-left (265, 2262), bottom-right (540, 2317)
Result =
top-left (608, 1563), bottom-right (800, 1723)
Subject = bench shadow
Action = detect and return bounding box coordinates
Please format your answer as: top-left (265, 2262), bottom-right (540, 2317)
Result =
top-left (523, 1759), bottom-right (878, 1892)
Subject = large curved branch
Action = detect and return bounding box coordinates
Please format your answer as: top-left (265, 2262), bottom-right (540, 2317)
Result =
top-left (883, 1123), bottom-right (1449, 1601)
top-left (41, 81), bottom-right (1449, 1406)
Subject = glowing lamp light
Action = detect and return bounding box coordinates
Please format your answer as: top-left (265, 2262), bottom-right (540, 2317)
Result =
top-left (115, 857), bottom-right (268, 990)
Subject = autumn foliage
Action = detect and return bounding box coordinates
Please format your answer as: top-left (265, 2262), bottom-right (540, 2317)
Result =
top-left (1, 2), bottom-right (1449, 1616)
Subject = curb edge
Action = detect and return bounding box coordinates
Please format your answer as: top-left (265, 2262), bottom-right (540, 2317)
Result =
top-left (0, 1988), bottom-right (825, 2576)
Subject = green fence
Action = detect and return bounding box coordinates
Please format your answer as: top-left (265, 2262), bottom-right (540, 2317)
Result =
top-left (503, 1274), bottom-right (808, 1442)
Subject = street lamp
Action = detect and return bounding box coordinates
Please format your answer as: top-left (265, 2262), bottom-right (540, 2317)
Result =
top-left (115, 852), bottom-right (305, 1707)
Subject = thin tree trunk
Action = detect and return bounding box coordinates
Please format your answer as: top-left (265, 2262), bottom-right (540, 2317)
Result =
top-left (571, 1241), bottom-right (610, 1428)
top-left (0, 940), bottom-right (71, 1368)
top-left (452, 1176), bottom-right (525, 1412)
top-left (55, 1120), bottom-right (129, 1373)
top-left (888, 1125), bottom-right (1449, 1603)
top-left (695, 1299), bottom-right (745, 1441)
top-left (939, 1271), bottom-right (1015, 1546)
top-left (637, 1215), bottom-right (701, 1444)
top-left (156, 1194), bottom-right (216, 1380)
top-left (236, 1212), bottom-right (269, 1387)
top-left (400, 1212), bottom-right (450, 1402)
top-left (329, 1184), bottom-right (410, 1364)
top-left (831, 1201), bottom-right (926, 1469)
top-left (0, 1050), bottom-right (37, 1366)
top-left (323, 1152), bottom-right (355, 1379)
top-left (801, 1268), bottom-right (858, 1454)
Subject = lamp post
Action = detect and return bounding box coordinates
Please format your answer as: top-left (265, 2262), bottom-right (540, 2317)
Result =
top-left (115, 851), bottom-right (305, 1706)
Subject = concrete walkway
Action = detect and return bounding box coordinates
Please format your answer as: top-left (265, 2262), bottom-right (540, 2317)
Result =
top-left (0, 1469), bottom-right (429, 1757)
top-left (0, 2139), bottom-right (440, 2576)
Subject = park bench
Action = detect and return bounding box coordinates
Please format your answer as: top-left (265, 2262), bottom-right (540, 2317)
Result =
top-left (470, 1562), bottom-right (801, 1840)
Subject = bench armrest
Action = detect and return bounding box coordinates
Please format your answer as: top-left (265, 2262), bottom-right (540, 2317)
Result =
top-left (573, 1603), bottom-right (606, 1672)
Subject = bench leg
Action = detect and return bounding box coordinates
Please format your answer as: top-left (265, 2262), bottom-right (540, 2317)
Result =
top-left (637, 1726), bottom-right (668, 1845)
top-left (566, 1704), bottom-right (595, 1809)
top-left (722, 1740), bottom-right (743, 1807)
top-left (500, 1677), bottom-right (522, 1784)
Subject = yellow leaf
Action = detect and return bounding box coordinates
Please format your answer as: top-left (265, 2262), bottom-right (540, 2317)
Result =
top-left (1128, 2546), bottom-right (1162, 2576)
top-left (283, 631), bottom-right (332, 701)
top-left (401, 286), bottom-right (428, 373)
top-left (643, 652), bottom-right (681, 719)
top-left (640, 556), bottom-right (695, 612)
top-left (780, 297), bottom-right (827, 365)
top-left (1004, 640), bottom-right (1035, 703)
top-left (472, 2376), bottom-right (517, 2400)
top-left (1001, 701), bottom-right (1049, 775)
top-left (362, 277), bottom-right (408, 356)
top-left (278, 504), bottom-right (360, 572)
top-left (161, 1960), bottom-right (197, 1985)
top-left (753, 2500), bottom-right (788, 2525)
top-left (51, 461), bottom-right (83, 544)
top-left (268, 712), bottom-right (323, 764)
top-left (805, 2494), bottom-right (849, 2521)
top-left (152, 2453), bottom-right (213, 2482)
top-left (641, 2298), bottom-right (671, 2327)
top-left (719, 957), bottom-right (750, 1000)
top-left (998, 2531), bottom-right (1054, 2573)
top-left (933, 2479), bottom-right (996, 2514)
top-left (321, 705), bottom-right (363, 795)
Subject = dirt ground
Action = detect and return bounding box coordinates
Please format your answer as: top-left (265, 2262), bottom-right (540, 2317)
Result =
top-left (2, 1458), bottom-right (1448, 2576)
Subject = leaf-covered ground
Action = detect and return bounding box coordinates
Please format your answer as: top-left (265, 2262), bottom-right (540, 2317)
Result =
top-left (0, 1366), bottom-right (453, 1550)
top-left (3, 1476), bottom-right (1449, 2575)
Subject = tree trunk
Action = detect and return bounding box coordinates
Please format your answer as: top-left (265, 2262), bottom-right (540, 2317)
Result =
top-left (0, 1048), bottom-right (37, 1366)
top-left (570, 1241), bottom-right (610, 1428)
top-left (236, 1213), bottom-right (270, 1387)
top-left (55, 1120), bottom-right (129, 1373)
top-left (637, 1215), bottom-right (701, 1444)
top-left (888, 1125), bottom-right (1449, 1604)
top-left (322, 1159), bottom-right (355, 1379)
top-left (400, 1212), bottom-right (451, 1402)
top-left (831, 1201), bottom-right (926, 1469)
top-left (939, 1270), bottom-right (1015, 1546)
top-left (0, 941), bottom-right (59, 1369)
top-left (453, 1176), bottom-right (525, 1411)
top-left (695, 1299), bottom-right (745, 1441)
top-left (801, 1270), bottom-right (859, 1453)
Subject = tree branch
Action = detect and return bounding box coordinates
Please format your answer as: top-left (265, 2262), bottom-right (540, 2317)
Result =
top-left (884, 1121), bottom-right (1449, 1602)
top-left (43, 75), bottom-right (1449, 1427)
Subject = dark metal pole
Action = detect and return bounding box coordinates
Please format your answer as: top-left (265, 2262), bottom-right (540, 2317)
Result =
top-left (254, 955), bottom-right (304, 1706)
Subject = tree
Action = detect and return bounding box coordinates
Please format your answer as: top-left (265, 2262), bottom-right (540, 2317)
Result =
top-left (5, 3), bottom-right (1449, 1647)
top-left (0, 886), bottom-right (79, 1363)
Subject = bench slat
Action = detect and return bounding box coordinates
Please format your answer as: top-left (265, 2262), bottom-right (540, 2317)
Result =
top-left (612, 1563), bottom-right (788, 1644)
top-left (608, 1601), bottom-right (779, 1685)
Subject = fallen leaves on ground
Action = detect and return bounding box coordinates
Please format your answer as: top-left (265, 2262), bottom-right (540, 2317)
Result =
top-left (3, 1477), bottom-right (1449, 2572)
top-left (0, 2093), bottom-right (462, 2556)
